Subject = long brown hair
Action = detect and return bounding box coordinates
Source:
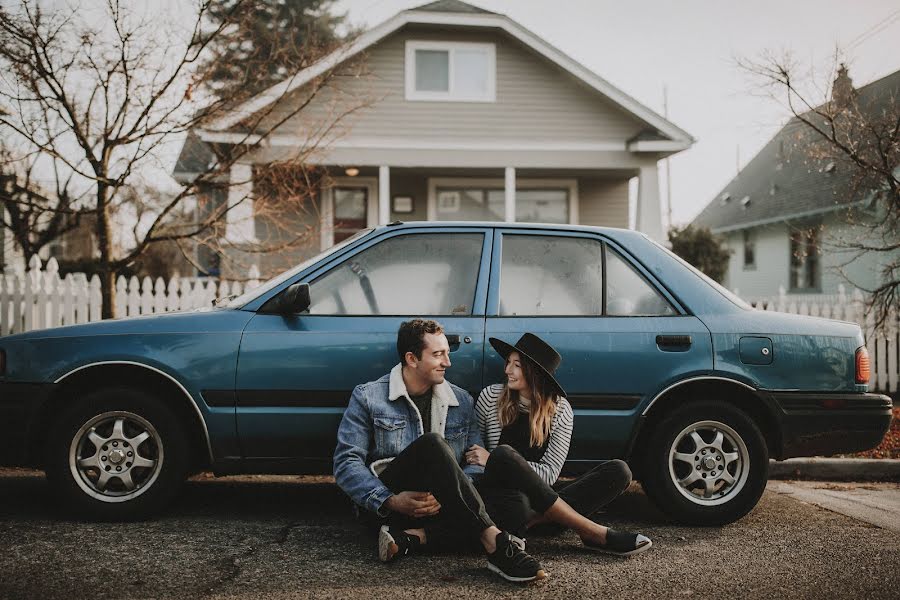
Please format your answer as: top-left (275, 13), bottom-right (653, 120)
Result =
top-left (497, 353), bottom-right (558, 447)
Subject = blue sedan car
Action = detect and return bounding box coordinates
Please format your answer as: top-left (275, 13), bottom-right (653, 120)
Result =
top-left (0, 222), bottom-right (891, 524)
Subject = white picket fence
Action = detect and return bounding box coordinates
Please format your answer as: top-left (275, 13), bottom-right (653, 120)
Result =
top-left (0, 255), bottom-right (259, 336)
top-left (746, 285), bottom-right (898, 393)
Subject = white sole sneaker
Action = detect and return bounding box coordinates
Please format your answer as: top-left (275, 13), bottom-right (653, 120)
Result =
top-left (378, 525), bottom-right (399, 562)
top-left (486, 562), bottom-right (547, 583)
top-left (584, 535), bottom-right (653, 557)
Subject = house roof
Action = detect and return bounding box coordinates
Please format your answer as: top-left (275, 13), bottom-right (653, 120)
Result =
top-left (415, 0), bottom-right (497, 14)
top-left (197, 0), bottom-right (693, 147)
top-left (692, 69), bottom-right (900, 234)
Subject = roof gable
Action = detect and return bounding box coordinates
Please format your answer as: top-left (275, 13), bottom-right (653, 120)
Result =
top-left (200, 0), bottom-right (693, 147)
top-left (693, 69), bottom-right (900, 233)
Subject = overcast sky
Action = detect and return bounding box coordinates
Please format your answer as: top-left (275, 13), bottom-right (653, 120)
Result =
top-left (333, 0), bottom-right (900, 226)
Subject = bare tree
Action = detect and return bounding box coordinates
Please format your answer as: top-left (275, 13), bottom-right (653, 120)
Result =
top-left (739, 52), bottom-right (899, 327)
top-left (0, 0), bottom-right (371, 317)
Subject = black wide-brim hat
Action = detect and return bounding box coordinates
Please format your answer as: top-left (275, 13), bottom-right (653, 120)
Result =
top-left (489, 332), bottom-right (566, 398)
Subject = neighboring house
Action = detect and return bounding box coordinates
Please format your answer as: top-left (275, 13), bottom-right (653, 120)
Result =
top-left (692, 67), bottom-right (900, 300)
top-left (173, 0), bottom-right (693, 278)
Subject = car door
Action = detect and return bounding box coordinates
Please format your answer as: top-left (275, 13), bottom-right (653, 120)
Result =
top-left (484, 229), bottom-right (713, 463)
top-left (234, 226), bottom-right (492, 468)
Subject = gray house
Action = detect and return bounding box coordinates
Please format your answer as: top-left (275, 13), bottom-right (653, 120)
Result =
top-left (174, 0), bottom-right (693, 277)
top-left (692, 68), bottom-right (899, 300)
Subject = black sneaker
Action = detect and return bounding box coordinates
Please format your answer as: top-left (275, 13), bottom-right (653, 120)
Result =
top-left (378, 525), bottom-right (421, 562)
top-left (487, 532), bottom-right (546, 583)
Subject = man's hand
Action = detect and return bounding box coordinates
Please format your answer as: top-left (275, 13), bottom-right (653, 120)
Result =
top-left (384, 491), bottom-right (441, 517)
top-left (465, 444), bottom-right (490, 467)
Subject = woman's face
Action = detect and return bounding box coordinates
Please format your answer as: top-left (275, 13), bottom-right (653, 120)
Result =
top-left (504, 351), bottom-right (527, 392)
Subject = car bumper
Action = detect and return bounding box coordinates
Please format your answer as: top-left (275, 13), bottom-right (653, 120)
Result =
top-left (771, 392), bottom-right (893, 459)
top-left (0, 381), bottom-right (56, 467)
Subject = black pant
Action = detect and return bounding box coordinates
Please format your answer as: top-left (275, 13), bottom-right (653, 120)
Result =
top-left (477, 444), bottom-right (632, 538)
top-left (377, 432), bottom-right (495, 549)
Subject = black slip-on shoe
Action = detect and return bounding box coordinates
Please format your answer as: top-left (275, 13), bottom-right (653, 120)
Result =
top-left (378, 525), bottom-right (421, 562)
top-left (582, 528), bottom-right (652, 557)
top-left (487, 532), bottom-right (547, 583)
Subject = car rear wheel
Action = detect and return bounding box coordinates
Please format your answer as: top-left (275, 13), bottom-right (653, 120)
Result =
top-left (641, 402), bottom-right (768, 525)
top-left (46, 387), bottom-right (189, 520)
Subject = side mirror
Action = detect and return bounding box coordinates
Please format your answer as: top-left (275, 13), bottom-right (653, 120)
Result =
top-left (263, 282), bottom-right (310, 314)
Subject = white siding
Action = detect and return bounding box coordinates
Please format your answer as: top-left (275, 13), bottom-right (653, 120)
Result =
top-left (723, 214), bottom-right (898, 298)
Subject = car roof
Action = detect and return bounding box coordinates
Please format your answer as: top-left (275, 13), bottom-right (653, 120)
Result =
top-left (378, 220), bottom-right (644, 242)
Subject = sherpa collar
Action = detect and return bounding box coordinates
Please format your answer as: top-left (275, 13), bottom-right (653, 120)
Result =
top-left (388, 363), bottom-right (459, 435)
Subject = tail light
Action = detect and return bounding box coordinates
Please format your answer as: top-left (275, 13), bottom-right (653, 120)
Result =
top-left (855, 347), bottom-right (870, 384)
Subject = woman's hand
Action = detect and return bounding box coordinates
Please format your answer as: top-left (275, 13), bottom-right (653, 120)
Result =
top-left (465, 444), bottom-right (490, 467)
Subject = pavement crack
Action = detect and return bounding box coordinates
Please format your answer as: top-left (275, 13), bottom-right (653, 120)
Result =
top-left (202, 521), bottom-right (304, 596)
top-left (275, 520), bottom-right (304, 544)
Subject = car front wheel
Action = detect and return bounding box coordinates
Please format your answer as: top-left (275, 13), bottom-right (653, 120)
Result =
top-left (641, 402), bottom-right (768, 525)
top-left (46, 387), bottom-right (189, 520)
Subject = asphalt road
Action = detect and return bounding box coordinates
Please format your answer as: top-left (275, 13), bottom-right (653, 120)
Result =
top-left (1, 469), bottom-right (898, 600)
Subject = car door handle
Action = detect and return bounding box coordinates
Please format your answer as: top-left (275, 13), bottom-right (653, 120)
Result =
top-left (445, 334), bottom-right (470, 351)
top-left (656, 335), bottom-right (692, 348)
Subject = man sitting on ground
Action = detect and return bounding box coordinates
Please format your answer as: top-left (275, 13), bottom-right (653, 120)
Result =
top-left (333, 319), bottom-right (546, 582)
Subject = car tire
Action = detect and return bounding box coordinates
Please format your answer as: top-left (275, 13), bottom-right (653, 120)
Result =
top-left (641, 402), bottom-right (768, 526)
top-left (45, 387), bottom-right (189, 520)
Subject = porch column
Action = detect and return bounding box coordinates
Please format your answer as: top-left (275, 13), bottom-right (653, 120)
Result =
top-left (504, 167), bottom-right (516, 223)
top-left (319, 186), bottom-right (334, 251)
top-left (378, 165), bottom-right (390, 225)
top-left (225, 163), bottom-right (257, 243)
top-left (636, 163), bottom-right (663, 241)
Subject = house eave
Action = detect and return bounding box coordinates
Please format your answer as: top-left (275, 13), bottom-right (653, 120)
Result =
top-left (708, 201), bottom-right (864, 234)
top-left (202, 8), bottom-right (694, 147)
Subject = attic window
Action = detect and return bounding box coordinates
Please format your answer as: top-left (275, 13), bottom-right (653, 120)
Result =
top-left (740, 196), bottom-right (751, 209)
top-left (405, 41), bottom-right (496, 102)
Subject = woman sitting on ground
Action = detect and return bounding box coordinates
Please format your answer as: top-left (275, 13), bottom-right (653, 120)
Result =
top-left (466, 333), bottom-right (652, 556)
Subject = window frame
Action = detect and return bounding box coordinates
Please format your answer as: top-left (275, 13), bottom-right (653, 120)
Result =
top-left (788, 224), bottom-right (822, 293)
top-left (742, 229), bottom-right (756, 271)
top-left (304, 228), bottom-right (493, 317)
top-left (405, 40), bottom-right (497, 102)
top-left (427, 177), bottom-right (578, 223)
top-left (488, 229), bottom-right (683, 318)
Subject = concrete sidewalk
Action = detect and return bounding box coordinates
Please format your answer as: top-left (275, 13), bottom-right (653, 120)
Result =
top-left (769, 457), bottom-right (900, 481)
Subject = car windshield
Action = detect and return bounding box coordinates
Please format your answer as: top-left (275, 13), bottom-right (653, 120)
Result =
top-left (646, 236), bottom-right (752, 310)
top-left (219, 229), bottom-right (374, 308)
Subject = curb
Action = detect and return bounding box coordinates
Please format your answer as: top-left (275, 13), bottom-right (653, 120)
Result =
top-left (769, 458), bottom-right (900, 481)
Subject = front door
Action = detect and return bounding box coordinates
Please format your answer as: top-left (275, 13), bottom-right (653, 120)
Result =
top-left (484, 229), bottom-right (713, 463)
top-left (234, 227), bottom-right (492, 468)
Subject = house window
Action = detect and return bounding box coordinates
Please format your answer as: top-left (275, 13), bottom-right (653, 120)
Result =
top-left (405, 41), bottom-right (496, 102)
top-left (433, 186), bottom-right (569, 223)
top-left (333, 187), bottom-right (368, 243)
top-left (742, 229), bottom-right (756, 270)
top-left (789, 226), bottom-right (821, 291)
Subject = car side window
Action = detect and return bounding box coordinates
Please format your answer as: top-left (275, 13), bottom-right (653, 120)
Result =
top-left (606, 247), bottom-right (675, 316)
top-left (499, 235), bottom-right (603, 316)
top-left (307, 233), bottom-right (483, 315)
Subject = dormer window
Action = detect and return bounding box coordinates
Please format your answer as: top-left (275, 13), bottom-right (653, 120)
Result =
top-left (405, 41), bottom-right (496, 102)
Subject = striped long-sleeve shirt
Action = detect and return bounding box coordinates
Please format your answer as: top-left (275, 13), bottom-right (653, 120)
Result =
top-left (476, 383), bottom-right (574, 486)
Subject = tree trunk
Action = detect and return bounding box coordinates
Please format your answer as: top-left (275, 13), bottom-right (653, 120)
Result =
top-left (96, 182), bottom-right (115, 319)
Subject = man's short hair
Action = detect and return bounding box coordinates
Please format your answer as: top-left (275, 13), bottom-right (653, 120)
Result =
top-left (397, 319), bottom-right (445, 362)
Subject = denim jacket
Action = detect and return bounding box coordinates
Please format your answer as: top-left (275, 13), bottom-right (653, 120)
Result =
top-left (333, 363), bottom-right (485, 515)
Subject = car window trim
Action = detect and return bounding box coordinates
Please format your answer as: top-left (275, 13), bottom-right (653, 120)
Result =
top-left (297, 227), bottom-right (493, 318)
top-left (488, 228), bottom-right (687, 318)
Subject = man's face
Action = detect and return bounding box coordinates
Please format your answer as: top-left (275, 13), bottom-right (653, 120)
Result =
top-left (406, 332), bottom-right (452, 387)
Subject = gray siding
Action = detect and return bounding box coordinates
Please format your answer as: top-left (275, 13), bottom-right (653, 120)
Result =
top-left (578, 177), bottom-right (629, 228)
top-left (260, 25), bottom-right (646, 145)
